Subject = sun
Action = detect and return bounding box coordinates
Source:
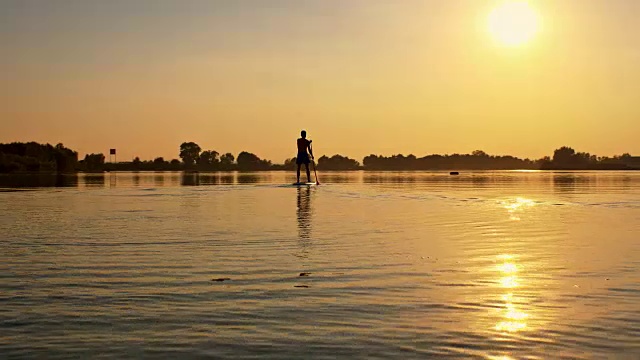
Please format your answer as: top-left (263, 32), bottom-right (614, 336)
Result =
top-left (488, 1), bottom-right (540, 47)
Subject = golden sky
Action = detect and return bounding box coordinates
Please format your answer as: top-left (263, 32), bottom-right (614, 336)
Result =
top-left (1, 0), bottom-right (639, 162)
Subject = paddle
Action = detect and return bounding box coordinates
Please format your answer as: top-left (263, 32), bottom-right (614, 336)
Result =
top-left (310, 143), bottom-right (320, 185)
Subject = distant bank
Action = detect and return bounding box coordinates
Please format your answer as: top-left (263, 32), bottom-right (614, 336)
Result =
top-left (1, 142), bottom-right (638, 174)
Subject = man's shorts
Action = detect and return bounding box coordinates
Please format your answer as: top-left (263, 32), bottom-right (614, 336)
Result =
top-left (296, 152), bottom-right (310, 165)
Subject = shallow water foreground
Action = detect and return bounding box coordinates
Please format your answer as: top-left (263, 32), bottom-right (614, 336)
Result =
top-left (1, 171), bottom-right (639, 359)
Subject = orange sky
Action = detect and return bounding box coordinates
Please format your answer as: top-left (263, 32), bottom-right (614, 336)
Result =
top-left (2, 0), bottom-right (639, 162)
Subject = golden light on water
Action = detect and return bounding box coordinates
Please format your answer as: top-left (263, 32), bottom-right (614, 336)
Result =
top-left (505, 306), bottom-right (528, 321)
top-left (502, 197), bottom-right (535, 212)
top-left (500, 275), bottom-right (519, 288)
top-left (497, 262), bottom-right (517, 274)
top-left (501, 197), bottom-right (535, 220)
top-left (495, 256), bottom-right (529, 333)
top-left (488, 1), bottom-right (540, 47)
top-left (496, 319), bottom-right (527, 332)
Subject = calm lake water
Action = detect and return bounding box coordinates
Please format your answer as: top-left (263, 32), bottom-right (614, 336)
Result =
top-left (1, 171), bottom-right (639, 359)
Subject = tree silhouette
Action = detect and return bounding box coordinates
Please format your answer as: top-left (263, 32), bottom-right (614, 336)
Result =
top-left (169, 159), bottom-right (182, 170)
top-left (0, 142), bottom-right (77, 173)
top-left (362, 151), bottom-right (537, 170)
top-left (284, 157), bottom-right (297, 170)
top-left (237, 151), bottom-right (271, 170)
top-left (54, 143), bottom-right (78, 172)
top-left (220, 153), bottom-right (235, 169)
top-left (553, 146), bottom-right (576, 165)
top-left (197, 150), bottom-right (220, 169)
top-left (83, 153), bottom-right (105, 172)
top-left (131, 157), bottom-right (142, 170)
top-left (317, 154), bottom-right (360, 170)
top-left (179, 142), bottom-right (201, 167)
top-left (538, 146), bottom-right (633, 169)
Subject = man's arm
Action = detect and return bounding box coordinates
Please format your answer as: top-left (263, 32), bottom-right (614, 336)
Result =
top-left (308, 140), bottom-right (314, 159)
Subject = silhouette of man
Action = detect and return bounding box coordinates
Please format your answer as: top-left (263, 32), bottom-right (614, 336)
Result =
top-left (296, 130), bottom-right (314, 183)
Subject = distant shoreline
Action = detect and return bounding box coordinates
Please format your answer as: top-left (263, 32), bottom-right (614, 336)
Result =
top-left (2, 168), bottom-right (639, 176)
top-left (1, 141), bottom-right (639, 174)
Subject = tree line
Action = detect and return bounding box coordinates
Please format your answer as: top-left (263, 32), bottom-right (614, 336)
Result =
top-left (0, 142), bottom-right (78, 173)
top-left (538, 147), bottom-right (638, 170)
top-left (0, 141), bottom-right (638, 173)
top-left (362, 150), bottom-right (537, 170)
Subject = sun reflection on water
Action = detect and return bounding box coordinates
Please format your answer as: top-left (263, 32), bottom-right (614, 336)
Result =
top-left (500, 275), bottom-right (519, 288)
top-left (500, 197), bottom-right (535, 221)
top-left (487, 356), bottom-right (516, 360)
top-left (496, 262), bottom-right (517, 274)
top-left (495, 255), bottom-right (528, 333)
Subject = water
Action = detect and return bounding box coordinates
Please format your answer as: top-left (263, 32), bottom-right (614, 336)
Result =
top-left (1, 171), bottom-right (639, 359)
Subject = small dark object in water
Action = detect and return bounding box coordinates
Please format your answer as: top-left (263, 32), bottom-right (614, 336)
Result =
top-left (211, 278), bottom-right (231, 282)
top-left (294, 285), bottom-right (309, 288)
top-left (450, 172), bottom-right (459, 175)
top-left (299, 272), bottom-right (311, 277)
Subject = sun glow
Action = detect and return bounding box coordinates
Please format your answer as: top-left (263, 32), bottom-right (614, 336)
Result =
top-left (488, 1), bottom-right (540, 47)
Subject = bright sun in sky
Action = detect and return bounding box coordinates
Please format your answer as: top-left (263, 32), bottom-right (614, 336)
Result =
top-left (488, 1), bottom-right (540, 47)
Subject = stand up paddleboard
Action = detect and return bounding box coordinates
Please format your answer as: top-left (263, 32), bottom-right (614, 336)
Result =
top-left (292, 182), bottom-right (317, 186)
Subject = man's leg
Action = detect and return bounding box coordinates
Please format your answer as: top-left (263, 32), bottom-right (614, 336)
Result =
top-left (297, 164), bottom-right (301, 183)
top-left (305, 164), bottom-right (311, 183)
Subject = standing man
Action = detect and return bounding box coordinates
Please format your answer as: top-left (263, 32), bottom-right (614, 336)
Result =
top-left (296, 130), bottom-right (314, 184)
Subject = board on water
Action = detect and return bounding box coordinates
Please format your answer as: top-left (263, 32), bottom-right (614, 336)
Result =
top-left (291, 182), bottom-right (317, 186)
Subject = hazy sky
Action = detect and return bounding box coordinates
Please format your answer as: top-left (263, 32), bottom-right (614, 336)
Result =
top-left (2, 0), bottom-right (639, 162)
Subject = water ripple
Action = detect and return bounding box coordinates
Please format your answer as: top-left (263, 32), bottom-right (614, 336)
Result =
top-left (1, 171), bottom-right (639, 358)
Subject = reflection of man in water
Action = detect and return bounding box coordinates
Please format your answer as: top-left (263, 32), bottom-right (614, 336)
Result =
top-left (296, 186), bottom-right (312, 243)
top-left (296, 130), bottom-right (314, 184)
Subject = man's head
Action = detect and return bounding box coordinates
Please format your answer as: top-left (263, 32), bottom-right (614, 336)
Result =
top-left (301, 130), bottom-right (307, 138)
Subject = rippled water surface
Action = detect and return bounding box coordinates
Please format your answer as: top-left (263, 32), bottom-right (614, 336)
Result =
top-left (1, 171), bottom-right (639, 359)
